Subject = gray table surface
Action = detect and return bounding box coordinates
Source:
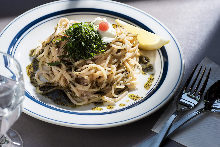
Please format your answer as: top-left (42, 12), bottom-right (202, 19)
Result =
top-left (1, 0), bottom-right (220, 147)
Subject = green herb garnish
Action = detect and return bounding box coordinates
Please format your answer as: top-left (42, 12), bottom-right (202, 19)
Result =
top-left (62, 22), bottom-right (107, 61)
top-left (47, 61), bottom-right (61, 66)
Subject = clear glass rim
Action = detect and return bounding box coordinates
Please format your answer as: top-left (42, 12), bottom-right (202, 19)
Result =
top-left (0, 51), bottom-right (23, 80)
top-left (0, 51), bottom-right (23, 96)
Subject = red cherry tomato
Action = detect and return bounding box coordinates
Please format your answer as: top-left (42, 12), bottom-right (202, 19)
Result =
top-left (99, 22), bottom-right (109, 31)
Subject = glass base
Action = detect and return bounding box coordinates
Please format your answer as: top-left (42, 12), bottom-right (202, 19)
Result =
top-left (0, 129), bottom-right (23, 147)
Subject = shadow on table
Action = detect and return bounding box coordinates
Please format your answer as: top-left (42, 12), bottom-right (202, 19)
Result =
top-left (13, 100), bottom-right (181, 147)
top-left (201, 19), bottom-right (220, 65)
top-left (0, 0), bottom-right (165, 18)
top-left (0, 0), bottom-right (54, 18)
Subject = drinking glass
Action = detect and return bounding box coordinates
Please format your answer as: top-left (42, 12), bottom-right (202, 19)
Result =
top-left (0, 51), bottom-right (24, 147)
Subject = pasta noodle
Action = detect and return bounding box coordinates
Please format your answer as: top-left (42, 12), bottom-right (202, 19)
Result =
top-left (28, 18), bottom-right (142, 106)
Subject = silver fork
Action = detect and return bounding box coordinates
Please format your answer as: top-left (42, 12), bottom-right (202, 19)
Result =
top-left (137, 80), bottom-right (219, 147)
top-left (166, 80), bottom-right (220, 137)
top-left (137, 65), bottom-right (211, 147)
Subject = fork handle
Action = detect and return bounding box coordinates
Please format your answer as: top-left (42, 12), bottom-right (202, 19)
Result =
top-left (167, 108), bottom-right (204, 135)
top-left (136, 109), bottom-right (204, 147)
top-left (137, 112), bottom-right (178, 147)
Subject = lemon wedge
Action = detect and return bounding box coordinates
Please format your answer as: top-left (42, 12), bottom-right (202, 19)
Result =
top-left (115, 19), bottom-right (170, 50)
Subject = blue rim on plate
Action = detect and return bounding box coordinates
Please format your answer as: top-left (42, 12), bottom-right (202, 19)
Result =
top-left (0, 0), bottom-right (183, 128)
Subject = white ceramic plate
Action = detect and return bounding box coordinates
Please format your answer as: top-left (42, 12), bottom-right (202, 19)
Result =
top-left (0, 0), bottom-right (183, 128)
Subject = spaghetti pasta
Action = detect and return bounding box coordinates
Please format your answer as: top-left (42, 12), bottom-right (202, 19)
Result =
top-left (27, 18), bottom-right (142, 106)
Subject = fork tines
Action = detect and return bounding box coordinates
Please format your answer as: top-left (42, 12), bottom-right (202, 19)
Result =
top-left (184, 65), bottom-right (211, 97)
